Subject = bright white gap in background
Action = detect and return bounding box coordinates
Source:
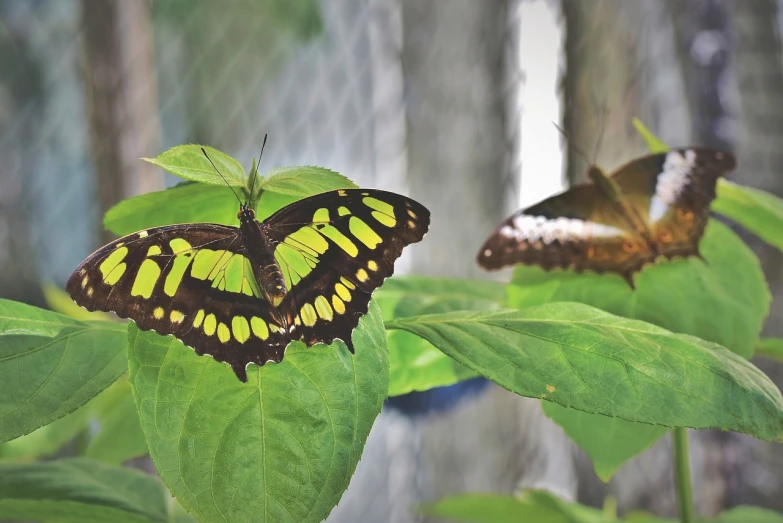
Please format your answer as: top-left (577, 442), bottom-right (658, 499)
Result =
top-left (516, 0), bottom-right (566, 208)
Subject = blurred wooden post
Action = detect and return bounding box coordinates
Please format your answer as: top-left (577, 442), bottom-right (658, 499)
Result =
top-left (81, 0), bottom-right (163, 245)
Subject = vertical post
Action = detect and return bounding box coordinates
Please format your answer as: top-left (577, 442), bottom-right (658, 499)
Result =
top-left (81, 0), bottom-right (162, 245)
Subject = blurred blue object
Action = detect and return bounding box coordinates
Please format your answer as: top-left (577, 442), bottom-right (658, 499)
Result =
top-left (384, 377), bottom-right (490, 416)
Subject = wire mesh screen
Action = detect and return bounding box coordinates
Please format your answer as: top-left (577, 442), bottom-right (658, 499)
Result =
top-left (0, 0), bottom-right (414, 296)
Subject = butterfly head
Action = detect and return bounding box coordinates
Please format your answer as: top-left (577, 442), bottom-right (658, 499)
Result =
top-left (237, 203), bottom-right (256, 222)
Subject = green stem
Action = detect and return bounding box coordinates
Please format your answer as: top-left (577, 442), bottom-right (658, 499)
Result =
top-left (673, 427), bottom-right (695, 523)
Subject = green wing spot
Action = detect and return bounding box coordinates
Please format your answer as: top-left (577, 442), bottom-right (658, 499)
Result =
top-left (241, 257), bottom-right (262, 297)
top-left (203, 313), bottom-right (217, 336)
top-left (193, 309), bottom-right (205, 328)
top-left (319, 225), bottom-right (358, 257)
top-left (232, 316), bottom-right (251, 343)
top-left (147, 245), bottom-right (162, 256)
top-left (221, 254), bottom-right (247, 294)
top-left (338, 206), bottom-right (351, 216)
top-left (99, 247), bottom-right (128, 280)
top-left (251, 317), bottom-right (269, 340)
top-left (286, 226), bottom-right (329, 255)
top-left (301, 303), bottom-right (317, 327)
top-left (192, 249), bottom-right (225, 279)
top-left (313, 208), bottom-right (330, 224)
top-left (131, 259), bottom-right (161, 299)
top-left (164, 253), bottom-right (194, 296)
top-left (349, 217), bottom-right (382, 249)
top-left (169, 238), bottom-right (192, 254)
top-left (314, 295), bottom-right (333, 321)
top-left (363, 196), bottom-right (395, 216)
top-left (104, 263), bottom-right (126, 285)
top-left (276, 243), bottom-right (317, 288)
top-left (217, 322), bottom-right (231, 343)
top-left (207, 251), bottom-right (233, 280)
top-left (371, 211), bottom-right (396, 227)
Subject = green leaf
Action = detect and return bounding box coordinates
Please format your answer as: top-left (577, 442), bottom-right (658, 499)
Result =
top-left (541, 402), bottom-right (669, 481)
top-left (104, 182), bottom-right (314, 237)
top-left (85, 379), bottom-right (147, 465)
top-left (42, 284), bottom-right (113, 322)
top-left (386, 303), bottom-right (783, 440)
top-left (632, 118), bottom-right (669, 153)
top-left (0, 458), bottom-right (168, 523)
top-left (509, 221), bottom-right (768, 359)
top-left (128, 302), bottom-right (388, 523)
top-left (711, 506), bottom-right (783, 523)
top-left (0, 400), bottom-right (94, 461)
top-left (257, 166), bottom-right (357, 198)
top-left (757, 338), bottom-right (783, 364)
top-left (713, 179), bottom-right (783, 252)
top-left (377, 277), bottom-right (505, 396)
top-left (420, 491), bottom-right (606, 523)
top-left (104, 182), bottom-right (238, 236)
top-left (142, 145), bottom-right (246, 187)
top-left (0, 300), bottom-right (128, 444)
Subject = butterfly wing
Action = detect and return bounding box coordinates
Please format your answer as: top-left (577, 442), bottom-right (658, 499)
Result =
top-left (612, 148), bottom-right (736, 259)
top-left (262, 189), bottom-right (430, 349)
top-left (66, 224), bottom-right (288, 381)
top-left (477, 183), bottom-right (654, 283)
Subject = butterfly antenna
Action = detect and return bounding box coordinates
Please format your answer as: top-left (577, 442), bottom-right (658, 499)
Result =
top-left (248, 134), bottom-right (268, 202)
top-left (201, 147), bottom-right (243, 206)
top-left (592, 104), bottom-right (608, 164)
top-left (552, 122), bottom-right (592, 167)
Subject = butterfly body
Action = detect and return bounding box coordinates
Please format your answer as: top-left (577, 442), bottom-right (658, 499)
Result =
top-left (477, 148), bottom-right (736, 287)
top-left (67, 189), bottom-right (429, 381)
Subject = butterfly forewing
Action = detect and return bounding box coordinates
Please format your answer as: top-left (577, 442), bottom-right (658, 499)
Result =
top-left (477, 183), bottom-right (653, 283)
top-left (477, 148), bottom-right (735, 285)
top-left (264, 189), bottom-right (430, 350)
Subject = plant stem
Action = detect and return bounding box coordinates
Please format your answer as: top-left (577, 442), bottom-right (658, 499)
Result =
top-left (673, 427), bottom-right (695, 523)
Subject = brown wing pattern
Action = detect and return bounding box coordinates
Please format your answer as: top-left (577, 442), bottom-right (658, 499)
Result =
top-left (66, 224), bottom-right (288, 381)
top-left (477, 184), bottom-right (654, 284)
top-left (477, 148), bottom-right (735, 286)
top-left (264, 189), bottom-right (430, 350)
top-left (613, 148), bottom-right (736, 259)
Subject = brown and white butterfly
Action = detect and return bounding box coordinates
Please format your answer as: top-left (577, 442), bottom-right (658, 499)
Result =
top-left (477, 148), bottom-right (736, 287)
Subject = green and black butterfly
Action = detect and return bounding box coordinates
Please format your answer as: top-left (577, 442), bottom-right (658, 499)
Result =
top-left (67, 173), bottom-right (429, 381)
top-left (477, 148), bottom-right (736, 287)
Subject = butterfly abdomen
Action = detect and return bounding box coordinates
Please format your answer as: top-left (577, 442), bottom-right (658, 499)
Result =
top-left (238, 217), bottom-right (288, 306)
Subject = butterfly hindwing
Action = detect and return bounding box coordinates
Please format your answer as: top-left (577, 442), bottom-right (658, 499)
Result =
top-left (264, 189), bottom-right (430, 349)
top-left (66, 224), bottom-right (289, 381)
top-left (612, 148), bottom-right (736, 259)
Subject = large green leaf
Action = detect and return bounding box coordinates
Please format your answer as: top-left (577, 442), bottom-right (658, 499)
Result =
top-left (386, 303), bottom-right (783, 440)
top-left (509, 221), bottom-right (768, 359)
top-left (420, 490), bottom-right (605, 523)
top-left (142, 145), bottom-right (246, 187)
top-left (377, 277), bottom-right (504, 396)
top-left (713, 180), bottom-right (783, 252)
top-left (711, 507), bottom-right (783, 523)
top-left (128, 302), bottom-right (388, 523)
top-left (541, 402), bottom-right (668, 481)
top-left (0, 300), bottom-right (128, 443)
top-left (85, 379), bottom-right (147, 465)
top-left (0, 458), bottom-right (168, 523)
top-left (256, 166), bottom-right (356, 198)
top-left (0, 400), bottom-right (94, 461)
top-left (104, 182), bottom-right (302, 237)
